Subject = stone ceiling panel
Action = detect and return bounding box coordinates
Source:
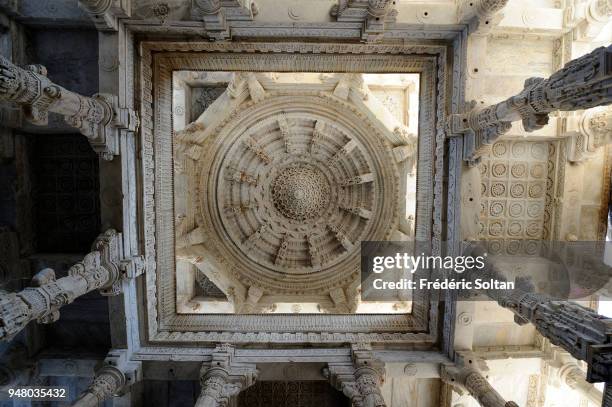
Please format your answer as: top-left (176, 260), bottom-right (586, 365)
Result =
top-left (138, 42), bottom-right (450, 345)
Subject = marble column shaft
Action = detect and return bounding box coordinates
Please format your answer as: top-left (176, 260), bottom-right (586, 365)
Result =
top-left (444, 366), bottom-right (518, 407)
top-left (71, 365), bottom-right (127, 407)
top-left (0, 55), bottom-right (137, 159)
top-left (0, 230), bottom-right (123, 342)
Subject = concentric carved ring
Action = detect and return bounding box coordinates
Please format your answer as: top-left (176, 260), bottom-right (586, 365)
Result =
top-left (195, 95), bottom-right (399, 294)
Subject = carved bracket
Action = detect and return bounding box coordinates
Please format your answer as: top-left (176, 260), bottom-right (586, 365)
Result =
top-left (191, 0), bottom-right (258, 41)
top-left (78, 0), bottom-right (132, 32)
top-left (457, 0), bottom-right (510, 33)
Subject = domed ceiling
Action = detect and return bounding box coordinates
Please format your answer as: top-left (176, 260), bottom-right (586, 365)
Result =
top-left (173, 72), bottom-right (419, 314)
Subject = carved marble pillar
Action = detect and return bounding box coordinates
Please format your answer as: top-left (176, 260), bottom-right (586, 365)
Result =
top-left (449, 45), bottom-right (612, 164)
top-left (78, 0), bottom-right (131, 31)
top-left (72, 350), bottom-right (141, 407)
top-left (442, 365), bottom-right (518, 407)
top-left (72, 365), bottom-right (126, 407)
top-left (196, 367), bottom-right (231, 407)
top-left (0, 230), bottom-right (124, 342)
top-left (324, 343), bottom-right (387, 407)
top-left (464, 244), bottom-right (612, 384)
top-left (566, 106), bottom-right (612, 163)
top-left (0, 55), bottom-right (138, 159)
top-left (195, 344), bottom-right (258, 407)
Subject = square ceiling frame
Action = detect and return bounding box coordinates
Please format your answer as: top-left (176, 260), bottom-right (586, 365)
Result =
top-left (138, 41), bottom-right (453, 346)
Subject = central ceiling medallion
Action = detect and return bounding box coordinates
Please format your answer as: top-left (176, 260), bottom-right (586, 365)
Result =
top-left (272, 164), bottom-right (331, 221)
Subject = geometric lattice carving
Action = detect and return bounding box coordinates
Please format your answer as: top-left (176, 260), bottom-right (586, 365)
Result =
top-left (479, 140), bottom-right (555, 240)
top-left (33, 134), bottom-right (100, 253)
top-left (191, 86), bottom-right (226, 121)
top-left (195, 271), bottom-right (227, 299)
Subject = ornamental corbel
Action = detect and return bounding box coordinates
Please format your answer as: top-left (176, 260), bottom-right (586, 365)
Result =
top-left (330, 0), bottom-right (397, 43)
top-left (119, 255), bottom-right (145, 279)
top-left (333, 74), bottom-right (368, 101)
top-left (192, 0), bottom-right (230, 41)
top-left (565, 106), bottom-right (612, 163)
top-left (245, 73), bottom-right (266, 103)
top-left (457, 0), bottom-right (510, 33)
top-left (78, 0), bottom-right (132, 32)
top-left (196, 344), bottom-right (258, 407)
top-left (568, 0), bottom-right (612, 41)
top-left (362, 0), bottom-right (397, 43)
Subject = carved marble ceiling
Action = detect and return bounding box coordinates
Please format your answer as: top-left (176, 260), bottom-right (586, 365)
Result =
top-left (172, 72), bottom-right (420, 314)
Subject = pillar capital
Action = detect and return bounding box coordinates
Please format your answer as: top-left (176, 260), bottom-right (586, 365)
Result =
top-left (196, 344), bottom-right (258, 407)
top-left (72, 349), bottom-right (141, 407)
top-left (0, 55), bottom-right (138, 160)
top-left (324, 343), bottom-right (387, 407)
